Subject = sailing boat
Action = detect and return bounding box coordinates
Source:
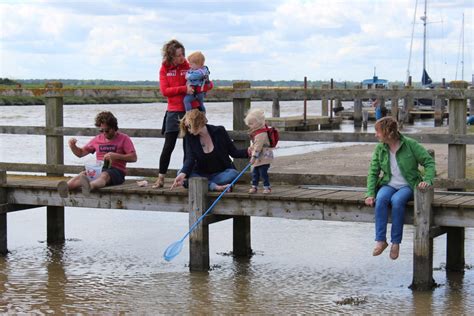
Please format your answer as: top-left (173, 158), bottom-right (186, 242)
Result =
top-left (408, 0), bottom-right (434, 107)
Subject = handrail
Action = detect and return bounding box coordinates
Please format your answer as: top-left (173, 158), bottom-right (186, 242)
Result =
top-left (1, 125), bottom-right (473, 144)
top-left (1, 86), bottom-right (473, 101)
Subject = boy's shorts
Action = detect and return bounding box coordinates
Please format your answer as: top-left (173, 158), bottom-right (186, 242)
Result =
top-left (103, 167), bottom-right (125, 186)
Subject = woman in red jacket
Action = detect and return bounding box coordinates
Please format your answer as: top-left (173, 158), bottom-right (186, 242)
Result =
top-left (153, 39), bottom-right (212, 188)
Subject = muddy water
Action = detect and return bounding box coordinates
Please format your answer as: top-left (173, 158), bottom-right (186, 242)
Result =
top-left (0, 102), bottom-right (472, 313)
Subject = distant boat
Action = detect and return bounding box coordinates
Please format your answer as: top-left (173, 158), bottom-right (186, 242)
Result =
top-left (408, 0), bottom-right (443, 108)
top-left (361, 68), bottom-right (388, 89)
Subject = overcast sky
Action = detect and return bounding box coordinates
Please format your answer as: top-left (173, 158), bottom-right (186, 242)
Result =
top-left (0, 0), bottom-right (472, 83)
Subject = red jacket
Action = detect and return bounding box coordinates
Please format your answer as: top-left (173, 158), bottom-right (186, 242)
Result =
top-left (159, 60), bottom-right (213, 112)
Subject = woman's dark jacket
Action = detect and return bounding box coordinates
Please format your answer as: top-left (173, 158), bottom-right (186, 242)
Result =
top-left (181, 124), bottom-right (249, 175)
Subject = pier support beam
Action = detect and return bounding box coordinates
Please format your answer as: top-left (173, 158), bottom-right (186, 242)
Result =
top-left (0, 171), bottom-right (7, 255)
top-left (233, 216), bottom-right (252, 257)
top-left (189, 177), bottom-right (210, 271)
top-left (353, 85), bottom-right (362, 128)
top-left (411, 187), bottom-right (435, 291)
top-left (446, 81), bottom-right (468, 272)
top-left (321, 84), bottom-right (329, 117)
top-left (232, 82), bottom-right (251, 171)
top-left (391, 85), bottom-right (399, 121)
top-left (272, 98), bottom-right (280, 118)
top-left (45, 82), bottom-right (65, 243)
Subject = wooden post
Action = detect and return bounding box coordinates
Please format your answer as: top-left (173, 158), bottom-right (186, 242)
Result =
top-left (189, 177), bottom-right (210, 271)
top-left (232, 81), bottom-right (252, 257)
top-left (391, 85), bottom-right (399, 120)
top-left (0, 171), bottom-right (7, 255)
top-left (321, 84), bottom-right (329, 116)
top-left (434, 84), bottom-right (445, 127)
top-left (330, 79), bottom-right (334, 119)
top-left (404, 82), bottom-right (414, 124)
top-left (434, 98), bottom-right (444, 127)
top-left (232, 82), bottom-right (251, 171)
top-left (353, 96), bottom-right (362, 128)
top-left (362, 110), bottom-right (369, 129)
top-left (233, 215), bottom-right (252, 257)
top-left (45, 82), bottom-right (65, 243)
top-left (411, 187), bottom-right (435, 290)
top-left (303, 76), bottom-right (307, 123)
top-left (469, 86), bottom-right (474, 117)
top-left (446, 80), bottom-right (468, 272)
top-left (272, 98), bottom-right (280, 118)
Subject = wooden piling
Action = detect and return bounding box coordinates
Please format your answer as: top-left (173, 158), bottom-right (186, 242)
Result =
top-left (391, 85), bottom-right (399, 120)
top-left (404, 83), bottom-right (414, 124)
top-left (434, 83), bottom-right (445, 127)
top-left (469, 86), bottom-right (474, 117)
top-left (303, 76), bottom-right (307, 123)
top-left (0, 171), bottom-right (7, 255)
top-left (232, 82), bottom-right (251, 171)
top-left (231, 83), bottom-right (252, 258)
top-left (434, 98), bottom-right (444, 127)
top-left (321, 84), bottom-right (329, 116)
top-left (189, 177), bottom-right (210, 271)
top-left (44, 82), bottom-right (65, 243)
top-left (353, 98), bottom-right (362, 128)
top-left (272, 98), bottom-right (280, 118)
top-left (362, 110), bottom-right (368, 129)
top-left (411, 187), bottom-right (435, 290)
top-left (446, 80), bottom-right (468, 272)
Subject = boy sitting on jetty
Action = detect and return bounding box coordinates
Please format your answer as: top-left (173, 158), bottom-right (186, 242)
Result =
top-left (57, 111), bottom-right (137, 197)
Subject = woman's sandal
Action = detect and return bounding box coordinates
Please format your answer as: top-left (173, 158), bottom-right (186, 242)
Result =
top-left (372, 241), bottom-right (388, 256)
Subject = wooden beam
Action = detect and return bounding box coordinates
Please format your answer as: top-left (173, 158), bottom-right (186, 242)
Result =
top-left (188, 177), bottom-right (210, 271)
top-left (411, 187), bottom-right (436, 291)
top-left (0, 171), bottom-right (7, 255)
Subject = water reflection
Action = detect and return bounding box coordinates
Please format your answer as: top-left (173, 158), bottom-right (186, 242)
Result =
top-left (45, 244), bottom-right (67, 314)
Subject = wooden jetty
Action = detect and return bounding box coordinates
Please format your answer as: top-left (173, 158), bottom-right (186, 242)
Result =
top-left (1, 81), bottom-right (474, 291)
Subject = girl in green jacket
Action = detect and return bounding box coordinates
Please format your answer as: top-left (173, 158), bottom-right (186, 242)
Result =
top-left (365, 117), bottom-right (435, 260)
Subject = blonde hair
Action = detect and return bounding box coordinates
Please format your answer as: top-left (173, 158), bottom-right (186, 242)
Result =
top-left (179, 109), bottom-right (208, 137)
top-left (375, 116), bottom-right (400, 142)
top-left (244, 108), bottom-right (266, 129)
top-left (187, 51), bottom-right (205, 66)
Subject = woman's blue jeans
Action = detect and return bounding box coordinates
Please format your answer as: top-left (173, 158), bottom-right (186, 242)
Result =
top-left (188, 168), bottom-right (239, 191)
top-left (375, 185), bottom-right (413, 244)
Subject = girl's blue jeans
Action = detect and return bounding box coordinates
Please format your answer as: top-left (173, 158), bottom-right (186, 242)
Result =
top-left (187, 168), bottom-right (239, 191)
top-left (375, 185), bottom-right (413, 244)
top-left (251, 164), bottom-right (270, 188)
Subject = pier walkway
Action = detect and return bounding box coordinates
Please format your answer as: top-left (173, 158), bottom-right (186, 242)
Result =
top-left (1, 80), bottom-right (473, 291)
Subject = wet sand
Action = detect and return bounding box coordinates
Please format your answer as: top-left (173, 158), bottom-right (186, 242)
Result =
top-left (272, 126), bottom-right (474, 179)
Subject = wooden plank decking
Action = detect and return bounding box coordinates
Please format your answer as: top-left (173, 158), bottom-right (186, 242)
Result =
top-left (4, 175), bottom-right (474, 227)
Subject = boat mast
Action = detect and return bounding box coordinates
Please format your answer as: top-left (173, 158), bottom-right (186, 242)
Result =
top-left (407, 0), bottom-right (418, 84)
top-left (421, 0), bottom-right (427, 79)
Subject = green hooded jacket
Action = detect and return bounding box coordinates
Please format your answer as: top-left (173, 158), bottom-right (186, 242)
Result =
top-left (366, 134), bottom-right (436, 198)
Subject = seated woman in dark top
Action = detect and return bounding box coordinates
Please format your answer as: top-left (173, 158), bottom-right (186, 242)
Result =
top-left (170, 109), bottom-right (249, 191)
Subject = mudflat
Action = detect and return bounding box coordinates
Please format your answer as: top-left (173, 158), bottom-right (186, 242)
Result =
top-left (272, 126), bottom-right (474, 179)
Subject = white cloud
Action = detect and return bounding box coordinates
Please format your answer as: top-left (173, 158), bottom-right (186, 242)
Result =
top-left (0, 0), bottom-right (471, 82)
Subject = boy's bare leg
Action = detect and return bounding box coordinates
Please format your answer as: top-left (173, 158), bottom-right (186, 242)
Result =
top-left (90, 172), bottom-right (110, 190)
top-left (80, 172), bottom-right (111, 196)
top-left (57, 172), bottom-right (84, 197)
